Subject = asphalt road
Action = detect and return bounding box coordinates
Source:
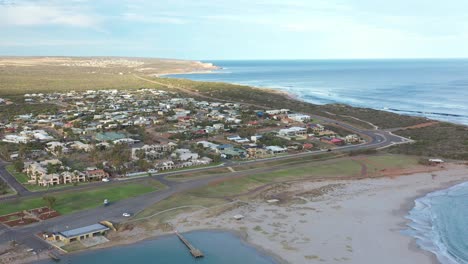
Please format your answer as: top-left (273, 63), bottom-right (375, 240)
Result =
top-left (0, 118), bottom-right (412, 251)
top-left (0, 160), bottom-right (29, 196)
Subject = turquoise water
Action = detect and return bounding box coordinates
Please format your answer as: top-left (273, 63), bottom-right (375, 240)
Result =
top-left (37, 231), bottom-right (278, 264)
top-left (167, 59), bottom-right (468, 125)
top-left (405, 182), bottom-right (468, 264)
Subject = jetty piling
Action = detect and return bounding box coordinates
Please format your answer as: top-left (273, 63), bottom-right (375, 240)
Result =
top-left (175, 231), bottom-right (204, 258)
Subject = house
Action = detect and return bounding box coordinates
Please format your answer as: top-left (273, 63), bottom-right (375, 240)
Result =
top-left (246, 147), bottom-right (268, 158)
top-left (113, 138), bottom-right (140, 145)
top-left (85, 169), bottom-right (108, 181)
top-left (303, 143), bottom-right (314, 150)
top-left (70, 141), bottom-right (93, 152)
top-left (288, 114), bottom-right (311, 122)
top-left (2, 135), bottom-right (29, 144)
top-left (330, 138), bottom-right (345, 146)
top-left (197, 141), bottom-right (219, 150)
top-left (173, 149), bottom-right (199, 161)
top-left (31, 130), bottom-right (54, 141)
top-left (265, 109), bottom-right (289, 115)
top-left (213, 123), bottom-right (224, 130)
top-left (220, 148), bottom-right (246, 159)
top-left (55, 223), bottom-right (109, 244)
top-left (217, 144), bottom-right (233, 151)
top-left (46, 141), bottom-right (70, 156)
top-left (131, 143), bottom-right (176, 160)
top-left (278, 127), bottom-right (307, 137)
top-left (61, 171), bottom-right (86, 184)
top-left (318, 130), bottom-right (337, 137)
top-left (156, 160), bottom-right (175, 170)
top-left (344, 134), bottom-right (360, 143)
top-left (308, 124), bottom-right (325, 133)
top-left (227, 135), bottom-right (242, 141)
top-left (266, 146), bottom-right (287, 154)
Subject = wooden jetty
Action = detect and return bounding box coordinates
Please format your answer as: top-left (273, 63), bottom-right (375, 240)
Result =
top-left (175, 231), bottom-right (204, 258)
top-left (48, 250), bottom-right (61, 262)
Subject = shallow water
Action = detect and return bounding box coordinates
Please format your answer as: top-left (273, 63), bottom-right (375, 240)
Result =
top-left (404, 182), bottom-right (468, 264)
top-left (37, 230), bottom-right (278, 264)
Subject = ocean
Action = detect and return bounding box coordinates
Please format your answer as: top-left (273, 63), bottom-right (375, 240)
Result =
top-left (166, 59), bottom-right (468, 125)
top-left (404, 182), bottom-right (468, 264)
top-left (37, 230), bottom-right (278, 264)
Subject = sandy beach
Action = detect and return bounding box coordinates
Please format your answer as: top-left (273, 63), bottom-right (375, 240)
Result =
top-left (164, 164), bottom-right (468, 264)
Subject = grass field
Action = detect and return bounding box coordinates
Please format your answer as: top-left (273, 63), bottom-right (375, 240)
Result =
top-left (166, 153), bottom-right (346, 182)
top-left (0, 180), bottom-right (164, 216)
top-left (166, 167), bottom-right (231, 181)
top-left (189, 159), bottom-right (363, 198)
top-left (6, 165), bottom-right (29, 183)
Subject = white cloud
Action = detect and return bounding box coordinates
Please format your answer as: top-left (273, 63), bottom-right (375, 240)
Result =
top-left (0, 1), bottom-right (99, 27)
top-left (122, 12), bottom-right (187, 25)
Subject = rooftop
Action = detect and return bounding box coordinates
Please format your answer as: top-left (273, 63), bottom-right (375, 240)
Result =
top-left (59, 223), bottom-right (109, 238)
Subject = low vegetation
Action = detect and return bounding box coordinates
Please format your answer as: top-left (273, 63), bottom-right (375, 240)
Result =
top-left (388, 122), bottom-right (468, 160)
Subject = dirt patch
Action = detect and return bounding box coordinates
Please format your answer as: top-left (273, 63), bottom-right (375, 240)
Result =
top-left (400, 121), bottom-right (439, 130)
top-left (3, 218), bottom-right (39, 227)
top-left (0, 207), bottom-right (60, 227)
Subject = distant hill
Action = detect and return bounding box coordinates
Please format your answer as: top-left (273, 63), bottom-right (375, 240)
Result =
top-left (0, 56), bottom-right (218, 95)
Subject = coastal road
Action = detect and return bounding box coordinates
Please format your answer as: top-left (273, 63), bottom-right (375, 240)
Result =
top-left (0, 117), bottom-right (412, 251)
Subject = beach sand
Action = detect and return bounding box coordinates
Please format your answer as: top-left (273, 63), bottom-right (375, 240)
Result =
top-left (169, 164), bottom-right (468, 264)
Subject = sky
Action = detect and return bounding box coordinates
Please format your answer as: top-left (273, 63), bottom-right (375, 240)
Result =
top-left (1, 0), bottom-right (468, 60)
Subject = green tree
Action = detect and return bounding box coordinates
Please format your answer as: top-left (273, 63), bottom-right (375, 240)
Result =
top-left (43, 195), bottom-right (57, 209)
top-left (13, 159), bottom-right (24, 172)
top-left (0, 180), bottom-right (8, 195)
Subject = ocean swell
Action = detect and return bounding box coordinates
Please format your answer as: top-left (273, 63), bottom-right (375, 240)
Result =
top-left (404, 182), bottom-right (468, 264)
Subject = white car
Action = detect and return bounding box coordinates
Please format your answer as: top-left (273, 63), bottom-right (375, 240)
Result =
top-left (122, 213), bottom-right (131, 217)
top-left (102, 178), bottom-right (110, 182)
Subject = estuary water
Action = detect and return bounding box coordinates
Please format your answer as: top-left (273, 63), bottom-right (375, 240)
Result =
top-left (166, 59), bottom-right (468, 125)
top-left (37, 230), bottom-right (278, 264)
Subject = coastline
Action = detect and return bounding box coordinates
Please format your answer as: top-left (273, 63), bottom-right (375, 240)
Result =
top-left (14, 164), bottom-right (468, 264)
top-left (161, 62), bottom-right (468, 127)
top-left (163, 164), bottom-right (468, 264)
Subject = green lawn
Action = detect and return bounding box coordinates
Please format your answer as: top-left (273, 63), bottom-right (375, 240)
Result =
top-left (0, 180), bottom-right (164, 216)
top-left (6, 165), bottom-right (29, 184)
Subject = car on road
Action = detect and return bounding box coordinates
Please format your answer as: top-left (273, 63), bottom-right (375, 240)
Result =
top-left (122, 213), bottom-right (132, 217)
top-left (102, 178), bottom-right (110, 182)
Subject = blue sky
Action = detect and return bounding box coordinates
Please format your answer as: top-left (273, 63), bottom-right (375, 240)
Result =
top-left (1, 0), bottom-right (468, 59)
